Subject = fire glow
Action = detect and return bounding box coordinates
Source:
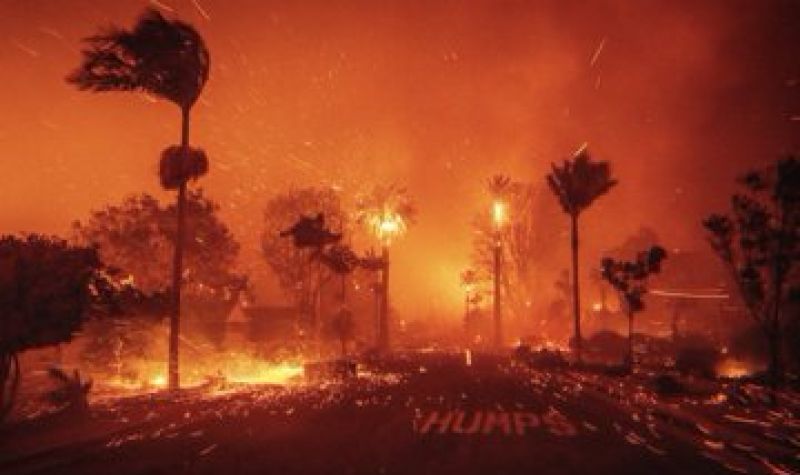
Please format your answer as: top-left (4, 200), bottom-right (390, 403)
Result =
top-left (715, 358), bottom-right (754, 380)
top-left (101, 354), bottom-right (304, 393)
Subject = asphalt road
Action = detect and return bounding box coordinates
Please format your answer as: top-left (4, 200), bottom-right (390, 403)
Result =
top-left (1, 352), bottom-right (796, 474)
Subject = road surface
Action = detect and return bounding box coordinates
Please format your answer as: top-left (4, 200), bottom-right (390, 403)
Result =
top-left (1, 352), bottom-right (797, 474)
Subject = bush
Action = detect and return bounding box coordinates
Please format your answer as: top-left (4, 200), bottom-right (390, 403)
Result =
top-left (584, 331), bottom-right (627, 360)
top-left (652, 374), bottom-right (684, 395)
top-left (675, 345), bottom-right (719, 379)
top-left (514, 345), bottom-right (568, 369)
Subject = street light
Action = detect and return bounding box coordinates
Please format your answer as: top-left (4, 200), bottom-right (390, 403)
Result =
top-left (492, 198), bottom-right (507, 349)
top-left (492, 199), bottom-right (507, 229)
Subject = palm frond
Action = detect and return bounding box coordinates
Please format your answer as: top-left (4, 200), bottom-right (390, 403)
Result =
top-left (67, 8), bottom-right (209, 109)
top-left (546, 148), bottom-right (617, 216)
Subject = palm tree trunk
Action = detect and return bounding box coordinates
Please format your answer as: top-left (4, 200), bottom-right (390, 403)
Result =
top-left (314, 278), bottom-right (323, 356)
top-left (768, 273), bottom-right (785, 392)
top-left (570, 214), bottom-right (582, 364)
top-left (628, 310), bottom-right (634, 370)
top-left (168, 106), bottom-right (190, 391)
top-left (493, 240), bottom-right (502, 349)
top-left (379, 245), bottom-right (390, 352)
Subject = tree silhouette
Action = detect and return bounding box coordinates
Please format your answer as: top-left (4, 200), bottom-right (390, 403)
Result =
top-left (280, 213), bottom-right (342, 249)
top-left (263, 188), bottom-right (347, 340)
top-left (601, 246), bottom-right (667, 369)
top-left (67, 8), bottom-right (210, 390)
top-left (0, 235), bottom-right (148, 422)
top-left (280, 213), bottom-right (346, 353)
top-left (546, 147), bottom-right (617, 363)
top-left (703, 156), bottom-right (799, 388)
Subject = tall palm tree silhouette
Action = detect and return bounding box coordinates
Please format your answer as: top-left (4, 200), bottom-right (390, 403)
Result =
top-left (546, 146), bottom-right (616, 363)
top-left (68, 8), bottom-right (210, 390)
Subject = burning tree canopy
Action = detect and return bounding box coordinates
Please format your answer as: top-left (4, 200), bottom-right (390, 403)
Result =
top-left (72, 190), bottom-right (246, 350)
top-left (355, 184), bottom-right (416, 247)
top-left (73, 190), bottom-right (244, 296)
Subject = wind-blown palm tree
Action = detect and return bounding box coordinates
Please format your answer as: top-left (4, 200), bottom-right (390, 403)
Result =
top-left (67, 8), bottom-right (210, 390)
top-left (546, 146), bottom-right (617, 363)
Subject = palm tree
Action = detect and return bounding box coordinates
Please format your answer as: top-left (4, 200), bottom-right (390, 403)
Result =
top-left (67, 8), bottom-right (210, 390)
top-left (546, 146), bottom-right (617, 363)
top-left (355, 184), bottom-right (416, 352)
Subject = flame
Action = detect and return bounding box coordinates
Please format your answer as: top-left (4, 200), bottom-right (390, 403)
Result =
top-left (223, 360), bottom-right (303, 385)
top-left (149, 374), bottom-right (167, 387)
top-left (368, 212), bottom-right (406, 245)
top-left (716, 358), bottom-right (752, 379)
top-left (99, 353), bottom-right (304, 394)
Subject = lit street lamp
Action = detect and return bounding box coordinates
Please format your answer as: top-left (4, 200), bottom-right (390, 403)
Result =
top-left (492, 198), bottom-right (507, 349)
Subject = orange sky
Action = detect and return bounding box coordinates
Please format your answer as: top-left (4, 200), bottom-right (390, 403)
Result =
top-left (1, 0), bottom-right (799, 318)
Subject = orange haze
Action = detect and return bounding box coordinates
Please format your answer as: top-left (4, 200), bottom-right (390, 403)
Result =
top-left (1, 0), bottom-right (799, 319)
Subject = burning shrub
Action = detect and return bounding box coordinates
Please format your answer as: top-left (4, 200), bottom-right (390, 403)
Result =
top-left (79, 318), bottom-right (162, 380)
